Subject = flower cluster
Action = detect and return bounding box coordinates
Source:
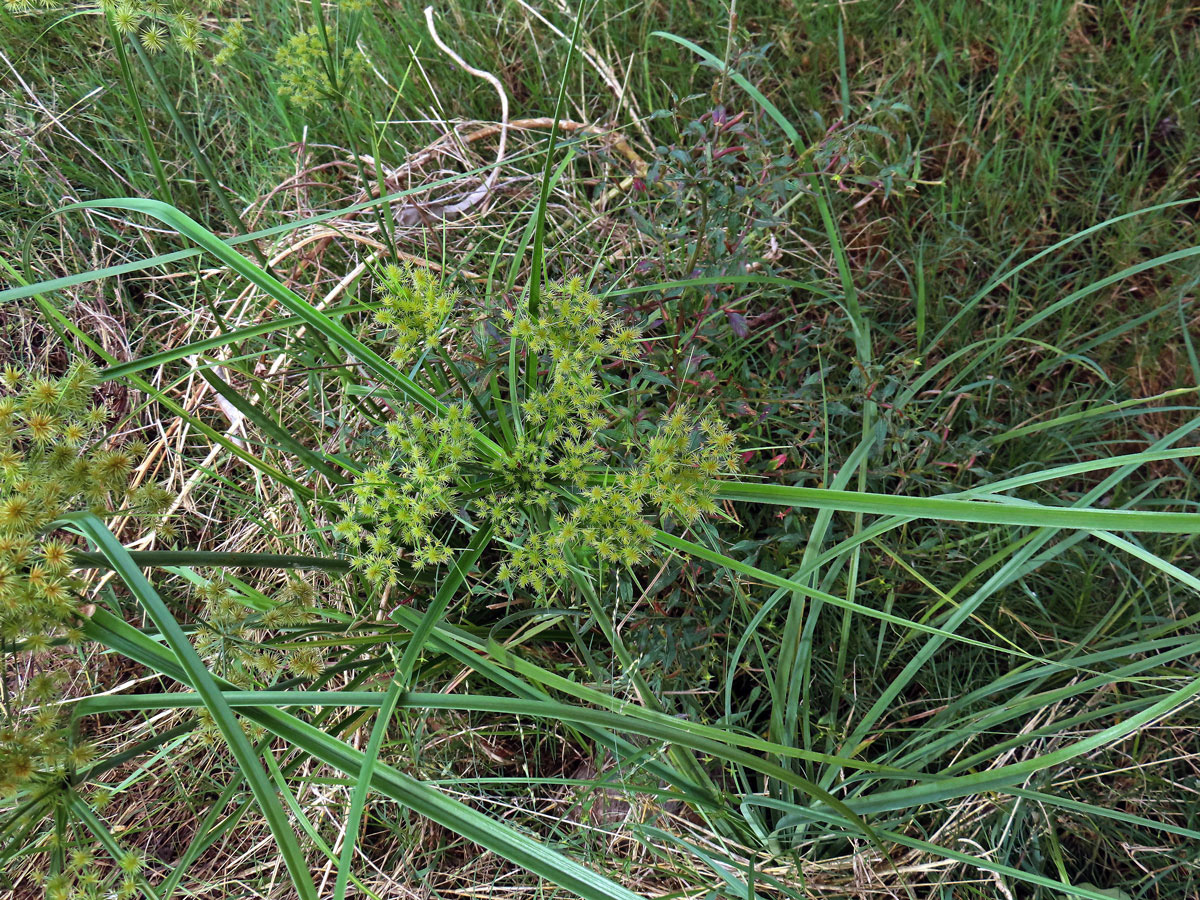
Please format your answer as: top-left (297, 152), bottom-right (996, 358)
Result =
top-left (3, 0), bottom-right (227, 57)
top-left (335, 404), bottom-right (476, 588)
top-left (212, 19), bottom-right (243, 67)
top-left (333, 272), bottom-right (740, 600)
top-left (0, 0), bottom-right (55, 11)
top-left (0, 360), bottom-right (173, 799)
top-left (274, 24), bottom-right (368, 109)
top-left (493, 407), bottom-right (736, 594)
top-left (33, 841), bottom-right (143, 899)
top-left (274, 27), bottom-right (326, 108)
top-left (374, 263), bottom-right (459, 366)
top-left (108, 0), bottom-right (205, 54)
top-left (192, 576), bottom-right (324, 696)
top-left (508, 278), bottom-right (640, 435)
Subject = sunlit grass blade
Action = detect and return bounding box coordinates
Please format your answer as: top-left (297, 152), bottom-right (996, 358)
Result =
top-left (930, 197), bottom-right (1200, 348)
top-left (2, 149), bottom-right (551, 305)
top-left (258, 750), bottom-right (380, 898)
top-left (395, 525), bottom-right (493, 687)
top-left (714, 481), bottom-right (1200, 532)
top-left (743, 797), bottom-right (1141, 900)
top-left (657, 529), bottom-right (1056, 657)
top-left (96, 315), bottom-right (324, 383)
top-left (71, 549), bottom-right (352, 572)
top-left (527, 7), bottom-right (582, 316)
top-left (198, 366), bottom-right (347, 483)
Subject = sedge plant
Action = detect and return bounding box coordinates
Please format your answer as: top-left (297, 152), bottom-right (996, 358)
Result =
top-left (2, 7), bottom-right (1200, 897)
top-left (334, 265), bottom-right (741, 597)
top-left (5, 191), bottom-right (1200, 898)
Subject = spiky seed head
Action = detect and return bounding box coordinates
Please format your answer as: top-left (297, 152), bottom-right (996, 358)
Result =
top-left (139, 21), bottom-right (167, 52)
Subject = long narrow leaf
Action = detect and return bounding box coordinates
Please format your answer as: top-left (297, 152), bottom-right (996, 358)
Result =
top-left (63, 513), bottom-right (320, 900)
top-left (79, 599), bottom-right (645, 900)
top-left (333, 679), bottom-right (401, 900)
top-left (714, 481), bottom-right (1200, 532)
top-left (51, 198), bottom-right (504, 462)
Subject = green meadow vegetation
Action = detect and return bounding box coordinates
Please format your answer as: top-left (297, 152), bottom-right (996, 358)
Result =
top-left (1, 0), bottom-right (1199, 897)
